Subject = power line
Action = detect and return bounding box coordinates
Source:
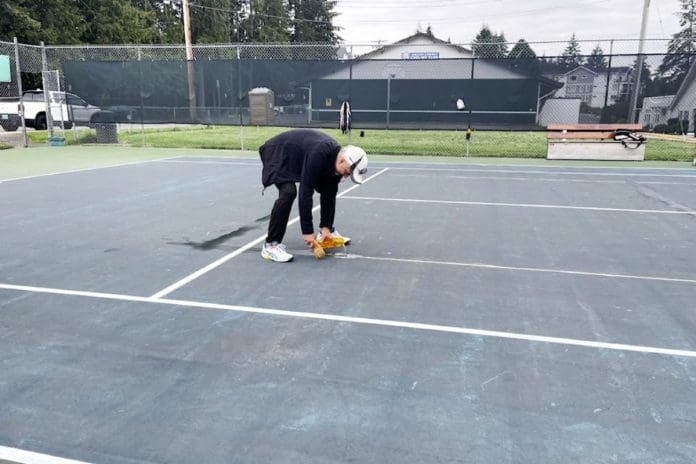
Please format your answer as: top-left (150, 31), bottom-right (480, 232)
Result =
top-left (334, 0), bottom-right (612, 24)
top-left (188, 1), bottom-right (334, 24)
top-left (334, 0), bottom-right (495, 9)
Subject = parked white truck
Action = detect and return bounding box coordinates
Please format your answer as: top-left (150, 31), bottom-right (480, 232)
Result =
top-left (0, 90), bottom-right (102, 131)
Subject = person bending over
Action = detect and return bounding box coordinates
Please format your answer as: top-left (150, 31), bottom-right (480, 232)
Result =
top-left (259, 129), bottom-right (368, 262)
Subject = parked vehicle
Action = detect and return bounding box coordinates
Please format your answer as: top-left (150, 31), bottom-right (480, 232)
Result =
top-left (0, 90), bottom-right (103, 131)
top-left (0, 110), bottom-right (21, 132)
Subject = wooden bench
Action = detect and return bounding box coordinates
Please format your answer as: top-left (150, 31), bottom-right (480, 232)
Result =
top-left (546, 123), bottom-right (646, 161)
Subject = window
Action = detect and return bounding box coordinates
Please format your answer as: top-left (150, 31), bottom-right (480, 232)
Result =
top-left (571, 76), bottom-right (577, 81)
top-left (67, 94), bottom-right (87, 106)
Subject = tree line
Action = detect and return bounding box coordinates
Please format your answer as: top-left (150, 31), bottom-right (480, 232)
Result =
top-left (0, 0), bottom-right (341, 46)
top-left (471, 0), bottom-right (695, 93)
top-left (1, 0), bottom-right (693, 92)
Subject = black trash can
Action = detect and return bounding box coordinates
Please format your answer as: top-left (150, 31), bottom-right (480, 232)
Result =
top-left (92, 111), bottom-right (118, 143)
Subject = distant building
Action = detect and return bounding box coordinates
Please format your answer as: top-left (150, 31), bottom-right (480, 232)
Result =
top-left (639, 61), bottom-right (696, 133)
top-left (310, 32), bottom-right (561, 128)
top-left (668, 61), bottom-right (696, 133)
top-left (549, 66), bottom-right (636, 108)
top-left (640, 95), bottom-right (674, 129)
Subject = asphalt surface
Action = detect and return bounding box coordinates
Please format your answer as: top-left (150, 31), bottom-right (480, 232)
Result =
top-left (1, 157), bottom-right (695, 463)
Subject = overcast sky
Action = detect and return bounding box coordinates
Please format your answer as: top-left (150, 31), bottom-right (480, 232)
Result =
top-left (333, 0), bottom-right (683, 55)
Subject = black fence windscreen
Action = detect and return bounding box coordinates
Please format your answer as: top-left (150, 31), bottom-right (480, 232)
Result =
top-left (3, 40), bottom-right (691, 160)
top-left (59, 53), bottom-right (696, 133)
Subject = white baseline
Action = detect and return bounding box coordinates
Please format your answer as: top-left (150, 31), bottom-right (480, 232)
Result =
top-left (0, 445), bottom-right (92, 464)
top-left (1, 282), bottom-right (696, 359)
top-left (342, 195), bottom-right (696, 215)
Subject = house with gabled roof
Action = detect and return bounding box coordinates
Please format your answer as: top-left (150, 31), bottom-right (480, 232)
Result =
top-left (308, 32), bottom-right (561, 129)
top-left (639, 61), bottom-right (696, 133)
top-left (549, 65), bottom-right (636, 108)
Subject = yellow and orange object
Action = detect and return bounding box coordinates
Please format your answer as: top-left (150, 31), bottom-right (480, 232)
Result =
top-left (311, 236), bottom-right (346, 259)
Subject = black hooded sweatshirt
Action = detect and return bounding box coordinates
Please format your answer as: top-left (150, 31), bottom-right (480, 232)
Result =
top-left (259, 129), bottom-right (342, 234)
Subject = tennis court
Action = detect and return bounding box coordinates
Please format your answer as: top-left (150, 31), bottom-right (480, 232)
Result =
top-left (1, 149), bottom-right (696, 463)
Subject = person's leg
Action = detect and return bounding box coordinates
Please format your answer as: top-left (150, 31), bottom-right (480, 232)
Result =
top-left (318, 180), bottom-right (338, 232)
top-left (267, 182), bottom-right (297, 244)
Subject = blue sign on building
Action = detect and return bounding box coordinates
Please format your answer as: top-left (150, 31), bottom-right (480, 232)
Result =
top-left (401, 52), bottom-right (440, 60)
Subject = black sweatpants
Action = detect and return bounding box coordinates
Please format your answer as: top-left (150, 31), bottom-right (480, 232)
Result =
top-left (266, 180), bottom-right (338, 244)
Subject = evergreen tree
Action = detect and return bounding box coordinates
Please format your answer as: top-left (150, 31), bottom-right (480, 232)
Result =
top-left (189, 0), bottom-right (233, 43)
top-left (289, 0), bottom-right (340, 44)
top-left (586, 44), bottom-right (607, 71)
top-left (509, 39), bottom-right (536, 59)
top-left (79, 0), bottom-right (158, 44)
top-left (254, 0), bottom-right (289, 42)
top-left (558, 33), bottom-right (583, 70)
top-left (473, 25), bottom-right (508, 58)
top-left (155, 0), bottom-right (185, 44)
top-left (658, 0), bottom-right (696, 85)
top-left (0, 0), bottom-right (84, 44)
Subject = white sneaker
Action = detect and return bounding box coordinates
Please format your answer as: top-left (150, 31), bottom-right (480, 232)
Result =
top-left (317, 229), bottom-right (351, 245)
top-left (261, 242), bottom-right (294, 262)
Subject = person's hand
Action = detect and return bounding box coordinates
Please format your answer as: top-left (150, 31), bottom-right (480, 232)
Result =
top-left (320, 227), bottom-right (332, 240)
top-left (303, 233), bottom-right (315, 247)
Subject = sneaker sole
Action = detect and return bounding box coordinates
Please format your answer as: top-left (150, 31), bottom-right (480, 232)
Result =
top-left (261, 253), bottom-right (294, 263)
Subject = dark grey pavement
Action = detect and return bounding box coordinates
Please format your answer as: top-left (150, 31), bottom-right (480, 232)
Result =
top-left (1, 157), bottom-right (696, 463)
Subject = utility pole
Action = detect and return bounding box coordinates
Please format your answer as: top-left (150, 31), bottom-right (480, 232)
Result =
top-left (182, 0), bottom-right (197, 121)
top-left (629, 0), bottom-right (650, 124)
top-left (250, 0), bottom-right (255, 41)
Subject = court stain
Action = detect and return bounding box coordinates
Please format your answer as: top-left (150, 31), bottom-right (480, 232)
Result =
top-left (168, 214), bottom-right (270, 250)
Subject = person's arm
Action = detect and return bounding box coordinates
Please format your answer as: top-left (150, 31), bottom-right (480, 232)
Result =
top-left (298, 148), bottom-right (327, 241)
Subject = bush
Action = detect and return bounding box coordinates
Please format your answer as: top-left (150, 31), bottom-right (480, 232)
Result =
top-left (653, 124), bottom-right (668, 133)
top-left (665, 118), bottom-right (689, 134)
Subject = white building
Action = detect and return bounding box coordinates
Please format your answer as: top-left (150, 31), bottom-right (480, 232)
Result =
top-left (550, 66), bottom-right (635, 108)
top-left (639, 61), bottom-right (696, 133)
top-left (640, 95), bottom-right (674, 129)
top-left (668, 62), bottom-right (696, 133)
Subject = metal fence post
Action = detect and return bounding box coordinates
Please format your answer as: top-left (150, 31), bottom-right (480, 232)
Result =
top-left (386, 74), bottom-right (392, 129)
top-left (40, 41), bottom-right (54, 138)
top-left (138, 45), bottom-right (145, 147)
top-left (13, 37), bottom-right (28, 147)
top-left (237, 45), bottom-right (244, 151)
top-left (602, 40), bottom-right (614, 123)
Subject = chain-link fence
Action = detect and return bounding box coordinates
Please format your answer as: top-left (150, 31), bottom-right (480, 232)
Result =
top-left (1, 38), bottom-right (694, 160)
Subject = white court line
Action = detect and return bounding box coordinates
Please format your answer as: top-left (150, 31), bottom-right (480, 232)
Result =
top-left (0, 445), bottom-right (91, 464)
top-left (342, 195), bottom-right (696, 215)
top-left (151, 153), bottom-right (696, 171)
top-left (386, 166), bottom-right (696, 178)
top-left (150, 168), bottom-right (390, 298)
top-left (2, 282), bottom-right (696, 359)
top-left (151, 154), bottom-right (696, 176)
top-left (335, 254), bottom-right (696, 285)
top-left (0, 156), bottom-right (186, 183)
top-left (391, 173), bottom-right (626, 184)
top-left (390, 173), bottom-right (696, 186)
top-left (157, 159), bottom-right (260, 166)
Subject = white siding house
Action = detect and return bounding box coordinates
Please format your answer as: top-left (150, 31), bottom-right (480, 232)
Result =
top-left (551, 66), bottom-right (635, 108)
top-left (668, 62), bottom-right (696, 133)
top-left (640, 95), bottom-right (674, 129)
top-left (639, 61), bottom-right (696, 133)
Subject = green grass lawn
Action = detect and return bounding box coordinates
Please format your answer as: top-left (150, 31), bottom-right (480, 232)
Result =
top-left (26, 125), bottom-right (696, 161)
